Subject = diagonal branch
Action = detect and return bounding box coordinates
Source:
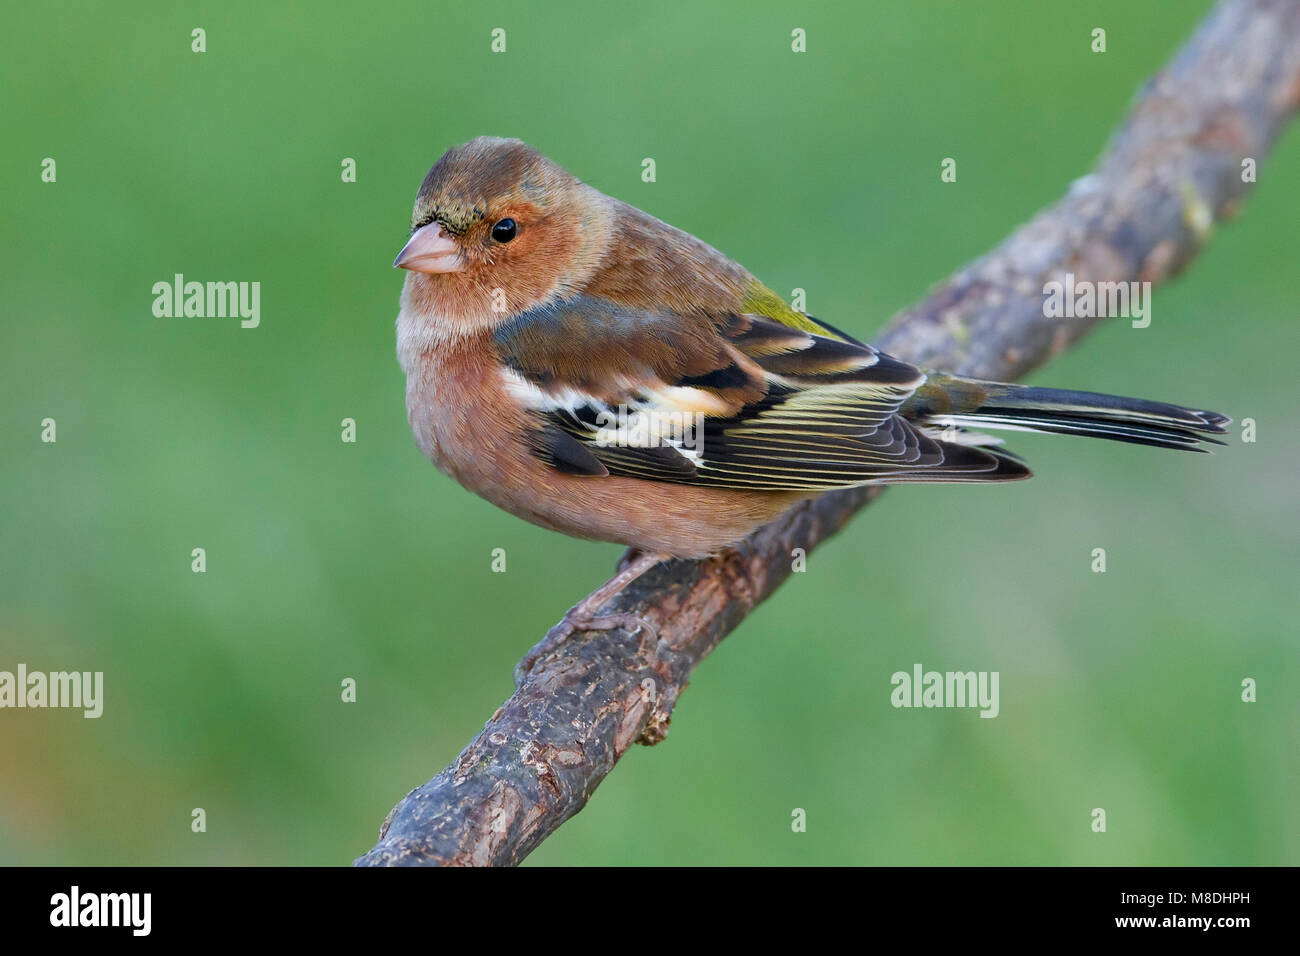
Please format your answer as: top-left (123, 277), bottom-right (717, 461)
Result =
top-left (356, 0), bottom-right (1300, 867)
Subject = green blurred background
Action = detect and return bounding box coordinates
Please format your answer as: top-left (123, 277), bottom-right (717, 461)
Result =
top-left (2, 0), bottom-right (1296, 866)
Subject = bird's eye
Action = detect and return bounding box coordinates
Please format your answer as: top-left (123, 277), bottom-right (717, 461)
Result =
top-left (491, 218), bottom-right (517, 243)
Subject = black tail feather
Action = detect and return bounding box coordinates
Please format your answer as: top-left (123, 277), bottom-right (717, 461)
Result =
top-left (914, 380), bottom-right (1231, 454)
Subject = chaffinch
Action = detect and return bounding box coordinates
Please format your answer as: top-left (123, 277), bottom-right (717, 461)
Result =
top-left (393, 137), bottom-right (1227, 654)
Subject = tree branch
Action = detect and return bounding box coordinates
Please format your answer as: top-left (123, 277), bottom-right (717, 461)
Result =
top-left (356, 0), bottom-right (1300, 867)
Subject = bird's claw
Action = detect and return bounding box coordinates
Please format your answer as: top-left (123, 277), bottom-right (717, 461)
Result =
top-left (515, 610), bottom-right (657, 685)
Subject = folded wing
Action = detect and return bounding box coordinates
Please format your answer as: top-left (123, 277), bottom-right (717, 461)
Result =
top-left (492, 295), bottom-right (1030, 490)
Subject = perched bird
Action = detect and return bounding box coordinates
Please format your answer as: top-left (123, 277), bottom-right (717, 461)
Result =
top-left (394, 137), bottom-right (1227, 652)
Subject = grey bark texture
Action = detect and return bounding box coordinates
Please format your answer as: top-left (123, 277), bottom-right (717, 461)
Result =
top-left (356, 0), bottom-right (1300, 867)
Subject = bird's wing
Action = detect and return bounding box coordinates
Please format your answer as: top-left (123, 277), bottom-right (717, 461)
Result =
top-left (493, 294), bottom-right (1028, 490)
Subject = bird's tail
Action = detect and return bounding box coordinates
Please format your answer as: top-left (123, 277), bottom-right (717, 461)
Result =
top-left (904, 373), bottom-right (1231, 453)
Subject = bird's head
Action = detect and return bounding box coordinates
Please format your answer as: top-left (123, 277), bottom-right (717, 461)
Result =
top-left (395, 137), bottom-right (611, 326)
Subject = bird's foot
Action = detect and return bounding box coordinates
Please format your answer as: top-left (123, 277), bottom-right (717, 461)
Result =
top-left (516, 610), bottom-right (657, 683)
top-left (616, 547), bottom-right (644, 573)
top-left (514, 551), bottom-right (668, 684)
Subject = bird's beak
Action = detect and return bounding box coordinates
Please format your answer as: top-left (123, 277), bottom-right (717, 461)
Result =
top-left (393, 222), bottom-right (464, 273)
